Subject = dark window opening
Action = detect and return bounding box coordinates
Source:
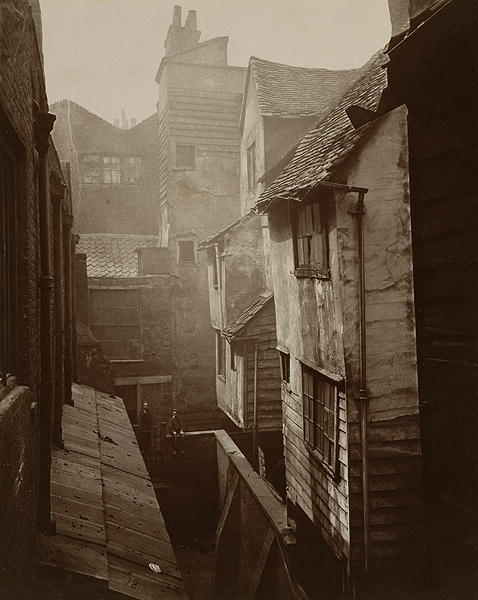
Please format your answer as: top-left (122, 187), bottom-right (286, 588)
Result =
top-left (279, 351), bottom-right (290, 384)
top-left (176, 144), bottom-right (196, 169)
top-left (217, 331), bottom-right (226, 379)
top-left (247, 141), bottom-right (256, 191)
top-left (302, 365), bottom-right (339, 473)
top-left (178, 240), bottom-right (196, 263)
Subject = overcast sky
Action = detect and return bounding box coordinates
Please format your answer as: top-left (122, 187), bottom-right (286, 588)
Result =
top-left (41, 0), bottom-right (391, 124)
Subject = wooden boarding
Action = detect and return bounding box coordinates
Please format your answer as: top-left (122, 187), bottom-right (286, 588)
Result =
top-left (38, 384), bottom-right (186, 599)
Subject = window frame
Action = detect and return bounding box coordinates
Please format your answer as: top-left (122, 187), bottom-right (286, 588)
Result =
top-left (89, 288), bottom-right (142, 359)
top-left (175, 143), bottom-right (196, 170)
top-left (216, 331), bottom-right (226, 380)
top-left (124, 156), bottom-right (143, 184)
top-left (247, 141), bottom-right (257, 191)
top-left (279, 350), bottom-right (290, 386)
top-left (291, 198), bottom-right (331, 280)
top-left (177, 239), bottom-right (197, 263)
top-left (102, 155), bottom-right (121, 184)
top-left (301, 364), bottom-right (340, 478)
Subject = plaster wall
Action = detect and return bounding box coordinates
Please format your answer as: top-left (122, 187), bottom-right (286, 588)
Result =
top-left (267, 106), bottom-right (422, 565)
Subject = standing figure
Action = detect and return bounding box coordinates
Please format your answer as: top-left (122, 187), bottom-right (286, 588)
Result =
top-left (167, 409), bottom-right (185, 455)
top-left (140, 401), bottom-right (152, 454)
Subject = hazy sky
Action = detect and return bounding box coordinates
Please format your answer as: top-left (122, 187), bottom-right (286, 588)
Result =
top-left (41, 0), bottom-right (391, 124)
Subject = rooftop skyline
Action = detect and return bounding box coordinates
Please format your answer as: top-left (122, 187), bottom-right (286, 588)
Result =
top-left (41, 0), bottom-right (391, 123)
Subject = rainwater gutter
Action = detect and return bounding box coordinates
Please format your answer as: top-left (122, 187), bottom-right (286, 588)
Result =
top-left (34, 109), bottom-right (57, 534)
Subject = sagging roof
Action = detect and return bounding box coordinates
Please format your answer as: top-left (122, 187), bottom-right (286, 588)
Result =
top-left (77, 234), bottom-right (159, 278)
top-left (198, 212), bottom-right (257, 249)
top-left (255, 50), bottom-right (387, 212)
top-left (38, 384), bottom-right (186, 599)
top-left (223, 291), bottom-right (273, 339)
top-left (248, 56), bottom-right (360, 118)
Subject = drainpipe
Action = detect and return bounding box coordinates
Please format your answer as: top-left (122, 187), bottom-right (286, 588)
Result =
top-left (214, 243), bottom-right (224, 330)
top-left (34, 110), bottom-right (57, 534)
top-left (53, 182), bottom-right (65, 447)
top-left (63, 212), bottom-right (74, 406)
top-left (354, 191), bottom-right (370, 573)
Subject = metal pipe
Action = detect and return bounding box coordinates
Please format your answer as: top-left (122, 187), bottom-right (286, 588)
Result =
top-left (214, 243), bottom-right (224, 330)
top-left (63, 212), bottom-right (74, 406)
top-left (355, 191), bottom-right (370, 572)
top-left (34, 110), bottom-right (57, 534)
top-left (252, 340), bottom-right (259, 468)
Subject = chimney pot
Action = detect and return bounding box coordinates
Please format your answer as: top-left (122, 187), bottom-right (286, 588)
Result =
top-left (172, 5), bottom-right (182, 26)
top-left (185, 9), bottom-right (197, 31)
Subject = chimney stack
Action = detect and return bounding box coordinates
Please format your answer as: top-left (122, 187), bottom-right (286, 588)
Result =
top-left (185, 10), bottom-right (197, 31)
top-left (172, 5), bottom-right (182, 26)
top-left (164, 5), bottom-right (201, 56)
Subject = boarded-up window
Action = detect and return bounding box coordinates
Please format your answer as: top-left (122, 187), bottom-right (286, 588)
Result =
top-left (216, 331), bottom-right (226, 378)
top-left (247, 141), bottom-right (256, 191)
top-left (103, 156), bottom-right (121, 184)
top-left (89, 289), bottom-right (141, 359)
top-left (175, 144), bottom-right (196, 169)
top-left (0, 140), bottom-right (17, 385)
top-left (178, 240), bottom-right (196, 263)
top-left (294, 201), bottom-right (329, 274)
top-left (302, 365), bottom-right (338, 472)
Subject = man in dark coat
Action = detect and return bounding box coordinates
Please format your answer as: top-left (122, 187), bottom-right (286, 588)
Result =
top-left (167, 409), bottom-right (185, 455)
top-left (140, 401), bottom-right (152, 453)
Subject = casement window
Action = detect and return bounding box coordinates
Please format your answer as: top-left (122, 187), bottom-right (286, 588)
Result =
top-left (302, 365), bottom-right (339, 473)
top-left (82, 154), bottom-right (101, 183)
top-left (216, 331), bottom-right (226, 379)
top-left (279, 351), bottom-right (290, 385)
top-left (247, 141), bottom-right (256, 191)
top-left (103, 155), bottom-right (121, 184)
top-left (89, 289), bottom-right (141, 359)
top-left (0, 141), bottom-right (18, 387)
top-left (124, 156), bottom-right (143, 183)
top-left (82, 154), bottom-right (142, 184)
top-left (175, 144), bottom-right (196, 169)
top-left (293, 200), bottom-right (330, 278)
top-left (178, 240), bottom-right (196, 263)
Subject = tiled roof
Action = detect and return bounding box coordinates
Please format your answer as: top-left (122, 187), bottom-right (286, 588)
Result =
top-left (256, 51), bottom-right (387, 209)
top-left (249, 56), bottom-right (360, 117)
top-left (223, 291), bottom-right (273, 339)
top-left (77, 234), bottom-right (158, 278)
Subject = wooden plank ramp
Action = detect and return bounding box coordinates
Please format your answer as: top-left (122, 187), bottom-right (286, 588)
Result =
top-left (38, 384), bottom-right (187, 599)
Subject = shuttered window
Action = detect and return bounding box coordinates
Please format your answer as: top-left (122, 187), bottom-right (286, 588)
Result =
top-left (302, 365), bottom-right (338, 472)
top-left (293, 200), bottom-right (330, 277)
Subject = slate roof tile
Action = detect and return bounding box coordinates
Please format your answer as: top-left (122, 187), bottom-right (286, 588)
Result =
top-left (76, 234), bottom-right (158, 278)
top-left (223, 291), bottom-right (273, 339)
top-left (250, 56), bottom-right (360, 118)
top-left (256, 50), bottom-right (388, 209)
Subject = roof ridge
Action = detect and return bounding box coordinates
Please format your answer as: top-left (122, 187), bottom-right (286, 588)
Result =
top-left (250, 55), bottom-right (360, 75)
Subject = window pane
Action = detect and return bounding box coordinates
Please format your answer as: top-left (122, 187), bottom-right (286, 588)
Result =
top-left (305, 205), bottom-right (314, 235)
